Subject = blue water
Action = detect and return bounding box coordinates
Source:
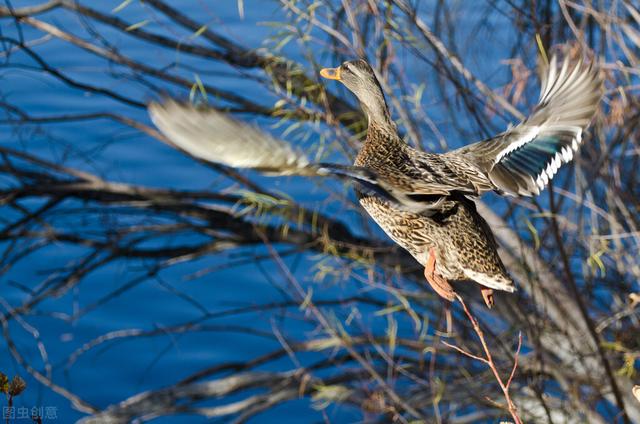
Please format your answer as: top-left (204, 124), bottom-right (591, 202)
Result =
top-left (0, 1), bottom-right (526, 423)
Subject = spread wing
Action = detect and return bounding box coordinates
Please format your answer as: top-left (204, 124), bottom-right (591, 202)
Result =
top-left (148, 100), bottom-right (442, 212)
top-left (451, 55), bottom-right (603, 196)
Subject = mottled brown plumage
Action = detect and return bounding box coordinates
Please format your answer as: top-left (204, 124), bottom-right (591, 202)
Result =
top-left (320, 57), bottom-right (602, 305)
top-left (354, 111), bottom-right (513, 306)
top-left (149, 55), bottom-right (602, 307)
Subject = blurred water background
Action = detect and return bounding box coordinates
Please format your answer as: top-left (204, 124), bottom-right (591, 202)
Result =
top-left (0, 1), bottom-right (584, 423)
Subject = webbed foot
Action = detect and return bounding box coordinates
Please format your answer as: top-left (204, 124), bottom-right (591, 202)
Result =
top-left (480, 287), bottom-right (494, 309)
top-left (424, 248), bottom-right (456, 302)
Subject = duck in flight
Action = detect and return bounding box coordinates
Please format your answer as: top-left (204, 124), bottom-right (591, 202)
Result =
top-left (148, 55), bottom-right (602, 307)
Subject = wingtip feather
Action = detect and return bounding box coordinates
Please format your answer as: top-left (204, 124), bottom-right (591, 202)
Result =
top-left (148, 100), bottom-right (310, 171)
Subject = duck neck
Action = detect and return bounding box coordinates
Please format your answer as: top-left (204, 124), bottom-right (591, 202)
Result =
top-left (349, 75), bottom-right (393, 131)
top-left (364, 104), bottom-right (391, 129)
top-left (362, 93), bottom-right (398, 144)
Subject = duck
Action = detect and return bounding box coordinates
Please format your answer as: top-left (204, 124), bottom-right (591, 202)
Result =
top-left (148, 55), bottom-right (602, 307)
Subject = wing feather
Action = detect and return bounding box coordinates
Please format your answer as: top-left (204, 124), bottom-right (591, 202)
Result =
top-left (453, 55), bottom-right (602, 196)
top-left (148, 100), bottom-right (448, 213)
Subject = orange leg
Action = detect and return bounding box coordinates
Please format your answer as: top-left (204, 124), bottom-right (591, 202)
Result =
top-left (480, 287), bottom-right (494, 309)
top-left (424, 248), bottom-right (455, 302)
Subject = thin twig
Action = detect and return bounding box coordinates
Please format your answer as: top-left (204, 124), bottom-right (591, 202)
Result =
top-left (445, 294), bottom-right (523, 424)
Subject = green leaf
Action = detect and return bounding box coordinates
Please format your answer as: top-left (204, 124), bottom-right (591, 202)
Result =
top-left (125, 20), bottom-right (149, 32)
top-left (189, 83), bottom-right (197, 104)
top-left (112, 0), bottom-right (133, 13)
top-left (386, 314), bottom-right (397, 355)
top-left (525, 219), bottom-right (540, 250)
top-left (374, 304), bottom-right (403, 316)
top-left (311, 384), bottom-right (352, 410)
top-left (535, 33), bottom-right (549, 66)
top-left (615, 353), bottom-right (637, 378)
top-left (194, 74), bottom-right (208, 102)
top-left (189, 25), bottom-right (208, 40)
top-left (307, 336), bottom-right (341, 351)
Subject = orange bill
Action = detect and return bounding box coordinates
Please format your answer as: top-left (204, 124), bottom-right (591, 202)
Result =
top-left (320, 67), bottom-right (341, 80)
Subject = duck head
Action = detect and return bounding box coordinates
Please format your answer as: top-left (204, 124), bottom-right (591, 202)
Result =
top-left (320, 59), bottom-right (391, 127)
